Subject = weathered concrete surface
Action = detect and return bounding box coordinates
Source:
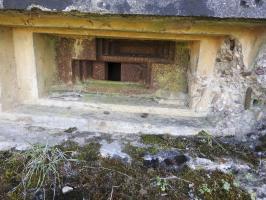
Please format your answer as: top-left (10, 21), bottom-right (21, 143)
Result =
top-left (0, 28), bottom-right (18, 110)
top-left (13, 29), bottom-right (39, 103)
top-left (206, 38), bottom-right (266, 135)
top-left (152, 43), bottom-right (189, 100)
top-left (1, 0), bottom-right (266, 19)
top-left (34, 34), bottom-right (57, 97)
top-left (188, 39), bottom-right (222, 112)
top-left (254, 42), bottom-right (266, 89)
top-left (0, 103), bottom-right (212, 136)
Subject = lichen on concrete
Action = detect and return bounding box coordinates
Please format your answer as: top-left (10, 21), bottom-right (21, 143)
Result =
top-left (152, 43), bottom-right (189, 100)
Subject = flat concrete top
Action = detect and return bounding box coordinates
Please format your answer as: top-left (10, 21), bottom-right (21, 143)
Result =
top-left (1, 0), bottom-right (266, 19)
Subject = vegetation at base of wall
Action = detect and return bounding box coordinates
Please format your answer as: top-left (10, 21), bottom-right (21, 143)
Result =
top-left (0, 136), bottom-right (254, 200)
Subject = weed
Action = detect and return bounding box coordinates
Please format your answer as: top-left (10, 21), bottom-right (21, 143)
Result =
top-left (14, 143), bottom-right (77, 199)
top-left (155, 176), bottom-right (168, 192)
top-left (198, 130), bottom-right (228, 153)
top-left (199, 183), bottom-right (212, 194)
top-left (222, 179), bottom-right (231, 192)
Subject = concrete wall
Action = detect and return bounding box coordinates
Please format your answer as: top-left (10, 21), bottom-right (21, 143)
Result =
top-left (33, 34), bottom-right (57, 97)
top-left (13, 29), bottom-right (39, 103)
top-left (188, 38), bottom-right (223, 112)
top-left (151, 43), bottom-right (190, 100)
top-left (0, 13), bottom-right (264, 116)
top-left (0, 28), bottom-right (18, 110)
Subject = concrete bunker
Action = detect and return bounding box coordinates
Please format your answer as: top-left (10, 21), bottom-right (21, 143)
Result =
top-left (0, 8), bottom-right (264, 136)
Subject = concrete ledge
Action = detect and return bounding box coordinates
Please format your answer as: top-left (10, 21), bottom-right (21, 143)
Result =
top-left (0, 103), bottom-right (213, 135)
top-left (35, 99), bottom-right (208, 118)
top-left (0, 112), bottom-right (208, 135)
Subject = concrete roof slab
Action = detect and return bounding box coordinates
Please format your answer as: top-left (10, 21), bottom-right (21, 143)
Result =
top-left (1, 0), bottom-right (266, 19)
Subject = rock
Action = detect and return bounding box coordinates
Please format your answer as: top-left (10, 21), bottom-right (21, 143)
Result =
top-left (140, 113), bottom-right (149, 118)
top-left (62, 186), bottom-right (74, 194)
top-left (259, 134), bottom-right (266, 142)
top-left (256, 111), bottom-right (264, 121)
top-left (143, 158), bottom-right (159, 168)
top-left (255, 134), bottom-right (266, 152)
top-left (103, 111), bottom-right (110, 115)
top-left (34, 190), bottom-right (45, 200)
top-left (188, 157), bottom-right (250, 173)
top-left (64, 127), bottom-right (78, 133)
top-left (258, 123), bottom-right (266, 131)
top-left (257, 184), bottom-right (266, 199)
top-left (139, 188), bottom-right (148, 196)
top-left (244, 87), bottom-right (253, 110)
top-left (143, 150), bottom-right (189, 170)
top-left (0, 141), bottom-right (17, 151)
top-left (27, 126), bottom-right (46, 132)
top-left (15, 143), bottom-right (31, 151)
top-left (100, 140), bottom-right (131, 163)
top-left (50, 92), bottom-right (82, 101)
top-left (164, 155), bottom-right (188, 166)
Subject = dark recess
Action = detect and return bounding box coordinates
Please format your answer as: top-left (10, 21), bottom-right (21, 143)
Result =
top-left (107, 62), bottom-right (121, 81)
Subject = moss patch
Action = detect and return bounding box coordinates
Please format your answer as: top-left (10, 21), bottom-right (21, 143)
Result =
top-left (152, 43), bottom-right (189, 97)
top-left (140, 133), bottom-right (259, 166)
top-left (180, 167), bottom-right (251, 200)
top-left (0, 137), bottom-right (254, 200)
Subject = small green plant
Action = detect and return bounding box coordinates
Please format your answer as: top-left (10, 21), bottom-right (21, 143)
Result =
top-left (198, 130), bottom-right (227, 152)
top-left (199, 183), bottom-right (212, 194)
top-left (14, 143), bottom-right (77, 199)
top-left (222, 179), bottom-right (231, 192)
top-left (156, 176), bottom-right (168, 192)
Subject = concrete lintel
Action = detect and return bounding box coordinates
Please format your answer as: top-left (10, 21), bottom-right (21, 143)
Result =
top-left (0, 12), bottom-right (264, 37)
top-left (28, 27), bottom-right (224, 41)
top-left (13, 29), bottom-right (39, 103)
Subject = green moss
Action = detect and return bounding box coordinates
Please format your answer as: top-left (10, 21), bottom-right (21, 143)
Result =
top-left (77, 157), bottom-right (251, 200)
top-left (58, 140), bottom-right (101, 162)
top-left (141, 134), bottom-right (167, 146)
top-left (140, 133), bottom-right (259, 166)
top-left (57, 140), bottom-right (80, 152)
top-left (0, 151), bottom-right (25, 200)
top-left (78, 142), bottom-right (101, 162)
top-left (180, 167), bottom-right (251, 200)
top-left (0, 139), bottom-right (253, 200)
top-left (124, 143), bottom-right (160, 161)
top-left (152, 43), bottom-right (190, 96)
top-left (141, 134), bottom-right (188, 150)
